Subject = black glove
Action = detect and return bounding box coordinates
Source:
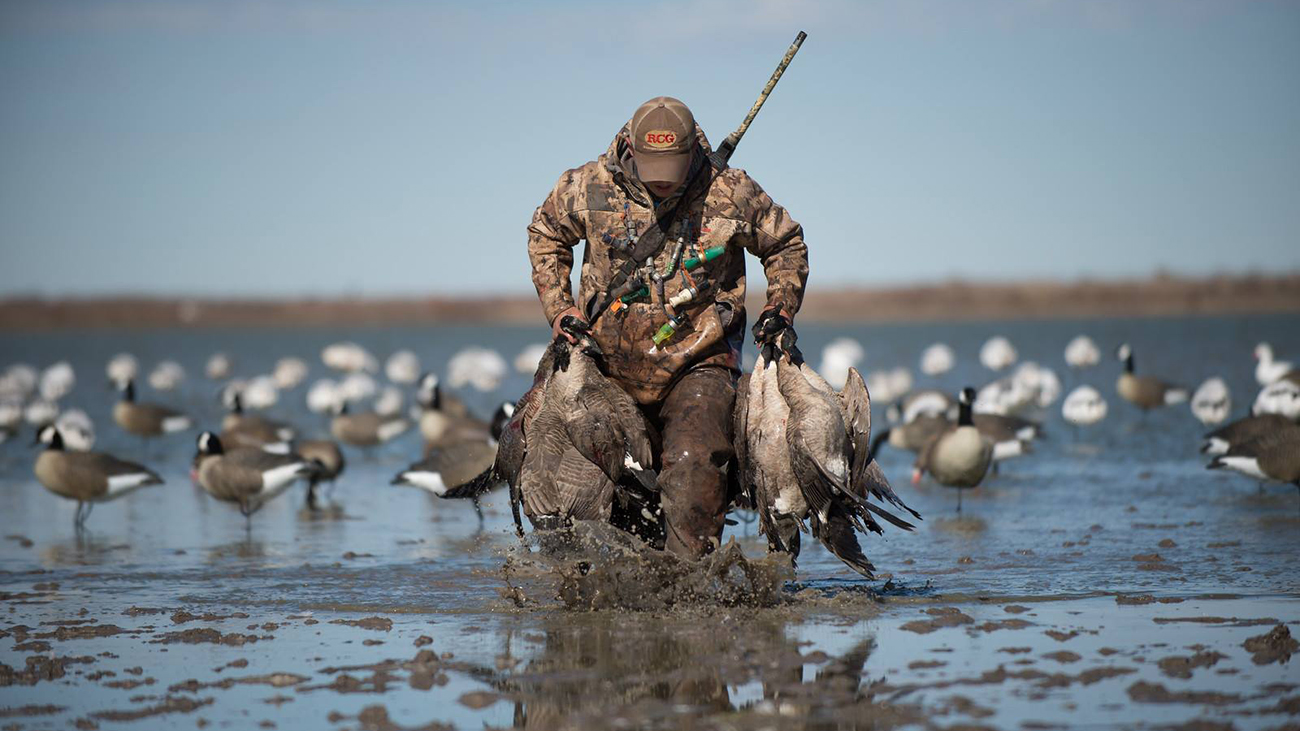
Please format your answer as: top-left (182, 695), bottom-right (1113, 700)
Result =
top-left (752, 306), bottom-right (795, 348)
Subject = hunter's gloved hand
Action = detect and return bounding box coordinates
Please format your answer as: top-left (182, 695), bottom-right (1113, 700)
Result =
top-left (752, 306), bottom-right (795, 348)
top-left (552, 306), bottom-right (590, 344)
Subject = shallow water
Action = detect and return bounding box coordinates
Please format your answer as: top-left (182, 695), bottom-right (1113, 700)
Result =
top-left (2, 314), bottom-right (1298, 729)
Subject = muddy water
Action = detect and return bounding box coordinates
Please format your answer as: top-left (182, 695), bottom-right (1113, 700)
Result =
top-left (2, 315), bottom-right (1298, 730)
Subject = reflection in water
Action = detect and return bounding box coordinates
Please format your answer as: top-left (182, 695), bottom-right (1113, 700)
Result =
top-left (205, 538), bottom-right (269, 562)
top-left (38, 533), bottom-right (132, 567)
top-left (931, 515), bottom-right (989, 536)
top-left (494, 613), bottom-right (912, 730)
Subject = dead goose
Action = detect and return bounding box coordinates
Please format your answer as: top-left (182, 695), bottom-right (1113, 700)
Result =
top-left (34, 425), bottom-right (163, 529)
top-left (518, 391), bottom-right (616, 530)
top-left (114, 379), bottom-right (192, 440)
top-left (1208, 427), bottom-right (1300, 505)
top-left (391, 402), bottom-right (515, 522)
top-left (1115, 344), bottom-right (1188, 414)
top-left (913, 387), bottom-right (993, 512)
top-left (330, 402), bottom-right (410, 447)
top-left (193, 432), bottom-right (316, 524)
top-left (740, 342), bottom-right (917, 577)
top-left (297, 439), bottom-right (345, 510)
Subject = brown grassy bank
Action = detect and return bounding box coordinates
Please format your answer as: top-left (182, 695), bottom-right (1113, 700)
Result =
top-left (2, 273), bottom-right (1298, 330)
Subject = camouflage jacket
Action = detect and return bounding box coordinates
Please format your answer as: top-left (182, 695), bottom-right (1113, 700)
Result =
top-left (527, 123), bottom-right (809, 404)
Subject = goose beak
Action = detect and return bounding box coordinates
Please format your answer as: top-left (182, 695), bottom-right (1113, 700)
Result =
top-left (911, 468), bottom-right (922, 485)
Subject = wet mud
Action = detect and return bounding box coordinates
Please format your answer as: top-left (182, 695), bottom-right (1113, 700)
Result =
top-left (2, 318), bottom-right (1300, 729)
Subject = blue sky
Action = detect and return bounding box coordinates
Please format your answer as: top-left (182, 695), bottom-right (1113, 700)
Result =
top-left (1, 0), bottom-right (1297, 298)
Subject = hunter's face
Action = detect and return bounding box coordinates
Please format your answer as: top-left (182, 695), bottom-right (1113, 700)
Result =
top-left (644, 179), bottom-right (682, 197)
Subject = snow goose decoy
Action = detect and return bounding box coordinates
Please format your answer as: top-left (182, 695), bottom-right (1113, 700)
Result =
top-left (193, 431), bottom-right (316, 524)
top-left (39, 361), bottom-right (75, 402)
top-left (114, 379), bottom-right (192, 440)
top-left (0, 364), bottom-right (38, 401)
top-left (385, 350), bottom-right (421, 385)
top-left (913, 387), bottom-right (993, 512)
top-left (1255, 343), bottom-right (1294, 387)
top-left (147, 360), bottom-right (185, 392)
top-left (322, 342), bottom-right (378, 374)
top-left (34, 426), bottom-right (163, 530)
top-left (1190, 377), bottom-right (1231, 426)
top-left (513, 343), bottom-right (549, 375)
top-left (273, 357), bottom-right (309, 390)
top-left (1252, 379), bottom-right (1300, 421)
top-left (205, 353), bottom-right (234, 380)
top-left (980, 336), bottom-right (1018, 372)
top-left (817, 337), bottom-right (865, 390)
top-left (1062, 385), bottom-right (1108, 431)
top-left (1115, 343), bottom-right (1188, 414)
top-left (886, 388), bottom-right (955, 425)
top-left (920, 343), bottom-right (955, 377)
top-left (447, 347), bottom-right (509, 393)
top-left (106, 353), bottom-right (138, 388)
top-left (1064, 335), bottom-right (1100, 370)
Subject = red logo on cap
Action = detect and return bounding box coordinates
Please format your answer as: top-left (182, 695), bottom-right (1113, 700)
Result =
top-left (643, 130), bottom-right (677, 149)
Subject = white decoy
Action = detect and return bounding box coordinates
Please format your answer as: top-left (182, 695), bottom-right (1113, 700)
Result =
top-left (0, 365), bottom-right (38, 401)
top-left (513, 343), bottom-right (549, 375)
top-left (338, 372), bottom-right (378, 403)
top-left (1064, 335), bottom-right (1100, 370)
top-left (322, 342), bottom-right (377, 374)
top-left (39, 362), bottom-right (75, 401)
top-left (0, 398), bottom-right (21, 438)
top-left (866, 370), bottom-right (901, 405)
top-left (148, 360), bottom-right (185, 391)
top-left (1252, 379), bottom-right (1300, 421)
top-left (272, 357), bottom-right (309, 390)
top-left (1255, 343), bottom-right (1294, 387)
top-left (1062, 385), bottom-right (1108, 428)
top-left (447, 347), bottom-right (508, 392)
top-left (306, 379), bottom-right (344, 414)
top-left (106, 353), bottom-right (139, 388)
top-left (817, 337), bottom-right (865, 390)
top-left (23, 399), bottom-right (59, 428)
top-left (205, 353), bottom-right (234, 380)
top-left (1191, 377), bottom-right (1231, 426)
top-left (374, 385), bottom-right (405, 418)
top-left (54, 409), bottom-right (95, 451)
top-left (974, 373), bottom-right (1036, 416)
top-left (240, 375), bottom-right (280, 410)
top-left (920, 343), bottom-right (955, 377)
top-left (889, 389), bottom-right (954, 425)
top-left (886, 367), bottom-right (914, 402)
top-left (385, 350), bottom-right (421, 385)
top-left (980, 336), bottom-right (1018, 372)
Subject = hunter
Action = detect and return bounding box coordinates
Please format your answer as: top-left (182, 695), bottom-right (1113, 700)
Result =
top-left (527, 96), bottom-right (809, 559)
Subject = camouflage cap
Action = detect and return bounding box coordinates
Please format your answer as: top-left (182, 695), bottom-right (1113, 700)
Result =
top-left (629, 96), bottom-right (695, 185)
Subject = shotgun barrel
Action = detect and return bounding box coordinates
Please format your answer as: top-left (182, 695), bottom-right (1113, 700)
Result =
top-left (712, 31), bottom-right (807, 166)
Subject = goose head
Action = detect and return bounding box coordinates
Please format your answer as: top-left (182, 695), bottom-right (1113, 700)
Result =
top-left (490, 401), bottom-right (517, 441)
top-left (35, 424), bottom-right (63, 450)
top-left (1115, 343), bottom-right (1134, 372)
top-left (417, 373), bottom-right (441, 410)
top-left (120, 378), bottom-right (136, 402)
top-left (196, 430), bottom-right (224, 456)
top-left (1254, 342), bottom-right (1272, 362)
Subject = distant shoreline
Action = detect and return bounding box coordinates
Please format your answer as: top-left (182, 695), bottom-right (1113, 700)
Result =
top-left (2, 273), bottom-right (1298, 329)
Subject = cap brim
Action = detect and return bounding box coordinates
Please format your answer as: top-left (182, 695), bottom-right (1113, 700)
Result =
top-left (635, 152), bottom-right (691, 185)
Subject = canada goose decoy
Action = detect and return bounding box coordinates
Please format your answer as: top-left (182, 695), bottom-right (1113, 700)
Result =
top-left (392, 402), bottom-right (515, 523)
top-left (34, 426), bottom-right (163, 530)
top-left (53, 409), bottom-right (96, 451)
top-left (1115, 344), bottom-right (1188, 415)
top-left (1062, 385), bottom-right (1108, 432)
top-left (1190, 377), bottom-right (1231, 426)
top-left (1064, 335), bottom-right (1100, 370)
top-left (1201, 414), bottom-right (1298, 456)
top-left (114, 379), bottom-right (192, 441)
top-left (870, 413), bottom-right (950, 458)
top-left (415, 374), bottom-right (487, 450)
top-left (919, 343), bottom-right (955, 377)
top-left (193, 432), bottom-right (316, 525)
top-left (1208, 427), bottom-right (1300, 507)
top-left (1255, 343), bottom-right (1294, 387)
top-left (914, 387), bottom-right (993, 512)
top-left (330, 402), bottom-right (410, 448)
top-left (221, 393), bottom-right (296, 449)
top-left (296, 439), bottom-right (345, 510)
